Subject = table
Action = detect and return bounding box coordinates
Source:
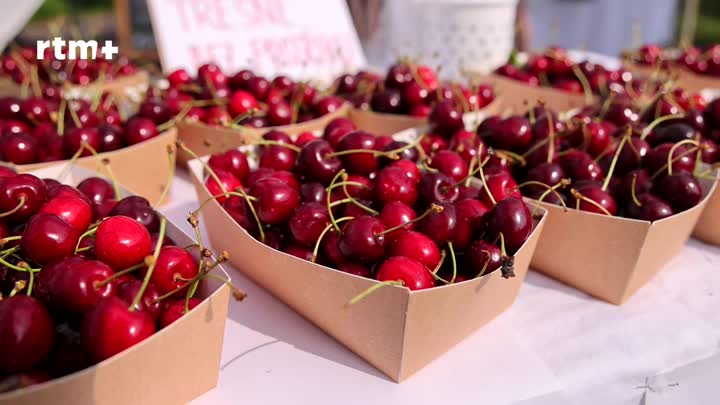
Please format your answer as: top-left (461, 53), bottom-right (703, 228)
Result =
top-left (157, 169), bottom-right (720, 405)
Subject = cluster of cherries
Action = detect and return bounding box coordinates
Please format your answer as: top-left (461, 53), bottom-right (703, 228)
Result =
top-left (0, 170), bottom-right (221, 393)
top-left (1, 47), bottom-right (138, 97)
top-left (628, 43), bottom-right (720, 77)
top-left (200, 109), bottom-right (537, 292)
top-left (0, 94), bottom-right (164, 165)
top-left (332, 62), bottom-right (495, 118)
top-left (496, 47), bottom-right (661, 97)
top-left (474, 87), bottom-right (710, 221)
top-left (145, 64), bottom-right (345, 129)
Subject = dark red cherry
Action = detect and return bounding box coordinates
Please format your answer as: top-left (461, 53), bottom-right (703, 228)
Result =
top-left (525, 162), bottom-right (565, 196)
top-left (94, 216), bottom-right (152, 270)
top-left (385, 64), bottom-right (413, 89)
top-left (418, 172), bottom-right (460, 207)
top-left (336, 131), bottom-right (378, 175)
top-left (376, 256), bottom-right (434, 291)
top-left (483, 116), bottom-right (532, 151)
top-left (205, 170), bottom-right (242, 204)
top-left (320, 229), bottom-right (344, 266)
top-left (389, 159), bottom-right (421, 183)
top-left (338, 215), bottom-right (386, 263)
top-left (387, 230), bottom-right (441, 269)
top-left (429, 101), bottom-right (464, 136)
top-left (35, 256), bottom-right (115, 314)
top-left (289, 202), bottom-right (330, 246)
top-left (374, 166), bottom-right (418, 207)
top-left (296, 140), bottom-right (342, 185)
top-left (108, 196), bottom-right (160, 233)
top-left (617, 169), bottom-right (652, 204)
top-left (63, 127), bottom-right (101, 158)
top-left (147, 246), bottom-right (198, 294)
top-left (465, 240), bottom-right (502, 278)
top-left (77, 177), bottom-right (115, 219)
top-left (249, 177), bottom-right (300, 224)
top-left (259, 145), bottom-right (297, 172)
top-left (378, 201), bottom-right (417, 243)
top-left (0, 296), bottom-right (54, 373)
top-left (39, 195), bottom-right (92, 233)
top-left (478, 169), bottom-right (522, 207)
top-left (0, 132), bottom-right (38, 164)
top-left (449, 129), bottom-right (486, 164)
top-left (647, 123), bottom-right (696, 147)
top-left (0, 174), bottom-right (47, 223)
top-left (208, 149), bottom-right (250, 182)
top-left (614, 137), bottom-right (651, 175)
top-left (643, 143), bottom-right (695, 176)
top-left (570, 183), bottom-right (617, 216)
top-left (651, 172), bottom-right (703, 212)
top-left (159, 298), bottom-right (201, 328)
top-left (371, 89), bottom-right (404, 114)
top-left (267, 101), bottom-right (293, 126)
top-left (223, 195), bottom-right (258, 234)
top-left (299, 182), bottom-right (326, 204)
top-left (116, 279), bottom-right (163, 320)
top-left (418, 202), bottom-right (457, 245)
top-left (625, 194), bottom-right (674, 221)
top-left (125, 117), bottom-right (159, 145)
top-left (480, 197), bottom-right (532, 253)
top-left (560, 149), bottom-right (605, 182)
top-left (428, 150), bottom-right (468, 183)
top-left (138, 100), bottom-right (172, 126)
top-left (452, 199), bottom-right (489, 250)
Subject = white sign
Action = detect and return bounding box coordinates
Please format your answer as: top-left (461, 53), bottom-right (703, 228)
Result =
top-left (0, 0), bottom-right (43, 52)
top-left (147, 0), bottom-right (366, 82)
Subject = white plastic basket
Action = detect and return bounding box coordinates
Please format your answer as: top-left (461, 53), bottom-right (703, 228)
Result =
top-left (381, 0), bottom-right (518, 80)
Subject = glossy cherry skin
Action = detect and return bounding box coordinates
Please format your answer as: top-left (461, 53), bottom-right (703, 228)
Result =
top-left (138, 100), bottom-right (172, 125)
top-left (97, 124), bottom-right (125, 152)
top-left (338, 263), bottom-right (372, 278)
top-left (452, 199), bottom-right (489, 250)
top-left (378, 201), bottom-right (417, 243)
top-left (20, 213), bottom-right (79, 265)
top-left (338, 215), bottom-right (387, 263)
top-left (125, 117), bottom-right (159, 145)
top-left (429, 150), bottom-right (468, 183)
top-left (249, 177), bottom-right (300, 225)
top-left (95, 216), bottom-right (152, 270)
top-left (259, 145), bottom-right (297, 172)
top-left (0, 132), bottom-right (38, 164)
top-left (320, 229), bottom-right (344, 266)
top-left (373, 166), bottom-right (418, 207)
top-left (625, 194), bottom-right (674, 221)
top-left (418, 172), bottom-right (460, 207)
top-left (147, 246), bottom-right (198, 294)
top-left (484, 116), bottom-right (532, 151)
top-left (647, 122), bottom-right (696, 147)
top-left (81, 296), bottom-right (156, 362)
top-left (480, 197), bottom-right (532, 254)
top-left (228, 90), bottom-right (258, 116)
top-left (116, 279), bottom-right (163, 320)
top-left (288, 202), bottom-right (330, 246)
top-left (643, 143), bottom-right (695, 176)
top-left (0, 296), bottom-right (54, 373)
top-left (35, 256), bottom-right (116, 314)
top-left (333, 174), bottom-right (373, 201)
top-left (615, 137), bottom-right (651, 175)
top-left (205, 170), bottom-right (242, 204)
top-left (571, 183), bottom-right (617, 216)
top-left (651, 172), bottom-right (703, 212)
top-left (560, 150), bottom-right (605, 182)
top-left (296, 140), bottom-right (342, 185)
top-left (323, 119), bottom-right (355, 148)
top-left (77, 177), bottom-right (115, 219)
top-left (429, 101), bottom-right (464, 136)
top-left (389, 159), bottom-right (421, 183)
top-left (63, 127), bottom-right (101, 158)
top-left (108, 196), bottom-right (160, 233)
top-left (478, 169), bottom-right (522, 207)
top-left (418, 201), bottom-right (458, 246)
top-left (376, 256), bottom-right (435, 291)
top-left (336, 131), bottom-right (378, 175)
top-left (387, 230), bottom-right (441, 269)
top-left (159, 298), bottom-right (201, 328)
top-left (449, 129), bottom-right (486, 164)
top-left (465, 240), bottom-right (502, 278)
top-left (39, 195), bottom-right (93, 233)
top-left (299, 182), bottom-right (326, 204)
top-left (420, 134), bottom-right (449, 155)
top-left (371, 89), bottom-right (404, 114)
top-left (208, 150), bottom-right (250, 182)
top-left (0, 173), bottom-right (47, 223)
top-left (525, 162), bottom-right (565, 196)
top-left (223, 195), bottom-right (258, 235)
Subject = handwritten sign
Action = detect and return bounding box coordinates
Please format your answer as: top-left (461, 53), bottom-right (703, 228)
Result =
top-left (147, 0), bottom-right (366, 82)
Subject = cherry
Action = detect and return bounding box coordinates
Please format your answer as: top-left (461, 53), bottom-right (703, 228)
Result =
top-left (296, 140), bottom-right (342, 185)
top-left (480, 197), bottom-right (532, 253)
top-left (429, 101), bottom-right (464, 136)
top-left (208, 149), bottom-right (250, 182)
top-left (267, 101), bottom-right (293, 126)
top-left (228, 90), bottom-right (258, 116)
top-left (259, 145), bottom-right (297, 172)
top-left (418, 172), bottom-right (459, 207)
top-left (314, 96), bottom-right (345, 116)
top-left (320, 229), bottom-right (344, 266)
top-left (0, 97), bottom-right (22, 119)
top-left (97, 124), bottom-right (125, 152)
top-left (647, 123), bottom-right (696, 147)
top-left (249, 177), bottom-right (300, 224)
top-left (418, 202), bottom-right (457, 245)
top-left (300, 182), bottom-right (326, 204)
top-left (385, 64), bottom-right (413, 89)
top-left (2, 120), bottom-right (30, 136)
top-left (116, 279), bottom-right (163, 320)
top-left (465, 240), bottom-right (502, 278)
top-left (403, 82), bottom-right (429, 107)
top-left (138, 100), bottom-right (172, 126)
top-left (125, 117), bottom-right (159, 145)
top-left (617, 169), bottom-right (652, 204)
top-left (147, 246), bottom-right (198, 295)
top-left (167, 68), bottom-right (191, 87)
top-left (700, 138), bottom-right (719, 163)
top-left (643, 143), bottom-right (695, 176)
top-left (376, 256), bottom-right (434, 291)
top-left (389, 159), bottom-right (421, 183)
top-left (560, 149), bottom-right (605, 182)
top-left (338, 215), bottom-right (386, 263)
top-left (284, 244), bottom-right (314, 261)
top-left (429, 150), bottom-right (468, 183)
top-left (19, 213), bottom-right (78, 265)
top-left (295, 132), bottom-right (318, 148)
top-left (0, 296), bottom-right (54, 373)
top-left (71, 107), bottom-right (101, 129)
top-left (335, 74), bottom-right (358, 94)
top-left (374, 166), bottom-right (418, 207)
top-left (449, 129), bottom-right (486, 164)
top-left (452, 199), bottom-right (489, 250)
top-left (420, 134), bottom-right (449, 155)
top-left (387, 230), bottom-right (441, 269)
top-left (223, 196), bottom-right (257, 234)
top-left (614, 137), bottom-right (651, 174)
top-left (371, 89), bottom-right (404, 114)
top-left (63, 127), bottom-right (101, 157)
top-left (340, 199), bottom-right (374, 218)
top-left (35, 256), bottom-right (115, 314)
top-left (479, 168), bottom-right (522, 207)
top-left (77, 177), bottom-right (115, 219)
top-left (483, 116), bottom-right (532, 151)
top-left (336, 131), bottom-right (378, 175)
top-left (81, 296), bottom-right (156, 362)
top-left (338, 263), bottom-right (372, 278)
top-left (0, 132), bottom-right (38, 164)
top-left (570, 183), bottom-right (617, 216)
top-left (625, 194), bottom-right (674, 221)
top-left (378, 201), bottom-right (417, 243)
top-left (651, 172), bottom-right (703, 212)
top-left (94, 216), bottom-right (152, 270)
top-left (604, 102), bottom-right (639, 127)
top-left (267, 170), bottom-right (300, 191)
top-left (108, 196), bottom-right (160, 233)
top-left (205, 170), bottom-right (242, 204)
top-left (39, 195), bottom-right (92, 233)
top-left (525, 162), bottom-right (565, 197)
top-left (159, 298), bottom-right (201, 328)
top-left (289, 202), bottom-right (330, 246)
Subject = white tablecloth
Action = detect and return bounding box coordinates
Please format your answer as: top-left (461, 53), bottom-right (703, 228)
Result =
top-left (157, 169), bottom-right (720, 405)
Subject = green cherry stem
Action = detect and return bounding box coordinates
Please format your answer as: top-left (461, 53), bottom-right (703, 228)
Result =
top-left (311, 216), bottom-right (353, 263)
top-left (129, 217), bottom-right (167, 311)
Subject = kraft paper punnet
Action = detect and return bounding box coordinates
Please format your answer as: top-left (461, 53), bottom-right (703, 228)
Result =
top-left (621, 58), bottom-right (720, 94)
top-left (693, 176), bottom-right (720, 246)
top-left (530, 175), bottom-right (718, 305)
top-left (0, 165), bottom-right (230, 405)
top-left (187, 157), bottom-right (547, 382)
top-left (348, 98), bottom-right (500, 135)
top-left (3, 128), bottom-right (177, 206)
top-left (462, 72), bottom-right (594, 114)
top-left (175, 103), bottom-right (351, 164)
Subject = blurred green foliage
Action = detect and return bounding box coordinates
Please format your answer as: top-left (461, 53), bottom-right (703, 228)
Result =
top-left (31, 0), bottom-right (111, 21)
top-left (697, 0), bottom-right (720, 45)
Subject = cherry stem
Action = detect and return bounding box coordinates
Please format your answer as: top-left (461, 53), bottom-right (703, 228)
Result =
top-left (526, 100), bottom-right (536, 125)
top-left (129, 217), bottom-right (167, 311)
top-left (640, 113), bottom-right (685, 140)
top-left (236, 187), bottom-right (266, 243)
top-left (0, 256), bottom-right (39, 273)
top-left (90, 70), bottom-right (106, 112)
top-left (597, 92), bottom-right (616, 120)
top-left (95, 263), bottom-right (145, 288)
top-left (9, 280), bottom-right (26, 297)
top-left (546, 111), bottom-right (556, 164)
top-left (378, 203), bottom-right (443, 236)
top-left (177, 140), bottom-right (230, 197)
top-left (571, 65), bottom-right (593, 105)
top-left (602, 134), bottom-right (630, 192)
top-left (155, 145), bottom-right (176, 207)
top-left (68, 104), bottom-right (82, 128)
top-left (30, 65), bottom-right (41, 98)
top-left (667, 139), bottom-right (700, 177)
top-left (75, 224), bottom-right (99, 252)
top-left (0, 196), bottom-right (26, 218)
top-left (311, 216), bottom-right (353, 263)
top-left (498, 233), bottom-right (515, 278)
top-left (0, 236), bottom-right (21, 247)
top-left (230, 109), bottom-right (257, 126)
top-left (57, 99), bottom-right (67, 136)
top-left (476, 145), bottom-right (497, 205)
top-left (101, 158), bottom-right (123, 200)
top-left (447, 241), bottom-right (457, 284)
top-left (649, 145), bottom-right (699, 180)
top-left (344, 280), bottom-right (405, 308)
top-left (570, 188), bottom-right (612, 216)
top-left (326, 170), bottom-right (347, 232)
top-left (630, 173), bottom-right (642, 207)
top-left (531, 178), bottom-right (571, 213)
top-left (428, 251), bottom-right (451, 284)
top-left (253, 140), bottom-right (301, 152)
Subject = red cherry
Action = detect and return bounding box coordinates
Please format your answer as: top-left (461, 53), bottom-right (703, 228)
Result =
top-left (0, 132), bottom-right (38, 164)
top-left (249, 177), bottom-right (300, 224)
top-left (428, 150), bottom-right (468, 182)
top-left (0, 296), bottom-right (54, 373)
top-left (147, 246), bottom-right (198, 294)
top-left (376, 256), bottom-right (434, 291)
top-left (125, 117), bottom-right (159, 145)
top-left (388, 159), bottom-right (421, 183)
top-left (159, 298), bottom-right (201, 328)
top-left (94, 216), bottom-right (152, 270)
top-left (296, 140), bottom-right (342, 185)
top-left (208, 149), bottom-right (250, 182)
top-left (338, 215), bottom-right (386, 263)
top-left (20, 213), bottom-right (79, 265)
top-left (39, 195), bottom-right (92, 233)
top-left (452, 199), bottom-right (489, 250)
top-left (336, 131), bottom-right (378, 175)
top-left (479, 169), bottom-right (522, 207)
top-left (205, 170), bottom-right (242, 204)
top-left (35, 256), bottom-right (116, 314)
top-left (289, 202), bottom-right (330, 246)
top-left (228, 90), bottom-right (258, 116)
top-left (167, 69), bottom-right (191, 87)
top-left (374, 166), bottom-right (418, 207)
top-left (480, 197), bottom-right (532, 254)
top-left (77, 177), bottom-right (115, 219)
top-left (387, 230), bottom-right (441, 269)
top-left (259, 144), bottom-right (297, 171)
top-left (419, 201), bottom-right (458, 245)
top-left (465, 240), bottom-right (503, 278)
top-left (560, 150), bottom-right (605, 182)
top-left (570, 183), bottom-right (617, 216)
top-left (81, 296), bottom-right (156, 362)
top-left (378, 201), bottom-right (417, 243)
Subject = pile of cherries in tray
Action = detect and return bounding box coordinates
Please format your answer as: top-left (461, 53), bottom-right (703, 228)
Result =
top-left (147, 64), bottom-right (345, 128)
top-left (202, 111), bottom-right (537, 291)
top-left (332, 61), bottom-right (495, 118)
top-left (495, 47), bottom-right (659, 97)
top-left (473, 89), bottom-right (711, 221)
top-left (1, 47), bottom-right (138, 97)
top-left (627, 43), bottom-right (720, 77)
top-left (0, 170), bottom-right (216, 393)
top-left (0, 94), bottom-right (164, 165)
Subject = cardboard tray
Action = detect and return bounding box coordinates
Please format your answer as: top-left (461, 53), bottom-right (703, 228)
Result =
top-left (621, 59), bottom-right (720, 94)
top-left (530, 176), bottom-right (718, 305)
top-left (693, 179), bottom-right (720, 246)
top-left (462, 72), bottom-right (593, 114)
top-left (0, 165), bottom-right (230, 405)
top-left (348, 98), bottom-right (500, 135)
top-left (4, 128), bottom-right (177, 206)
top-left (0, 71), bottom-right (149, 102)
top-left (187, 157), bottom-right (547, 382)
top-left (175, 103), bottom-right (351, 164)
